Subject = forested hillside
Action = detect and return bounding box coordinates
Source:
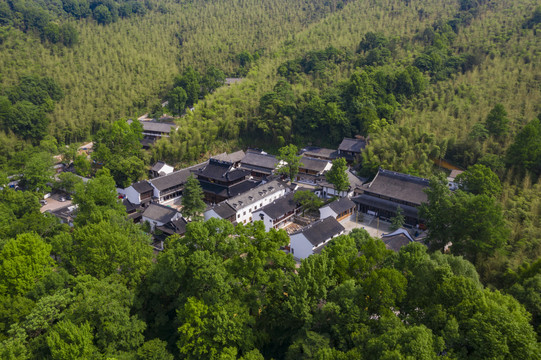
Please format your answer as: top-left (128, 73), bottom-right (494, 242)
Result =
top-left (1, 0), bottom-right (541, 358)
top-left (0, 0), bottom-right (349, 144)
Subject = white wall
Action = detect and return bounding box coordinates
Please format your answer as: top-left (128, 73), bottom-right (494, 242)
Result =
top-left (149, 183), bottom-right (161, 201)
top-left (252, 210), bottom-right (274, 232)
top-left (319, 186), bottom-right (352, 199)
top-left (124, 186), bottom-right (141, 205)
top-left (235, 188), bottom-right (287, 225)
top-left (319, 206), bottom-right (337, 220)
top-left (160, 164), bottom-right (174, 176)
top-left (289, 233), bottom-right (314, 259)
top-left (204, 208), bottom-right (223, 221)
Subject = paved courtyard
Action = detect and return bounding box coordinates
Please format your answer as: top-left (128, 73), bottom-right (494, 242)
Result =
top-left (339, 213), bottom-right (393, 238)
top-left (40, 192), bottom-right (72, 213)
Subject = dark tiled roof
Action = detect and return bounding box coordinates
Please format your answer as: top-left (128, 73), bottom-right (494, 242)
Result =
top-left (195, 159), bottom-right (249, 182)
top-left (240, 150), bottom-right (279, 170)
top-left (132, 181), bottom-right (153, 194)
top-left (151, 161), bottom-right (170, 172)
top-left (211, 202), bottom-right (237, 219)
top-left (327, 197), bottom-right (356, 214)
top-left (300, 156), bottom-right (331, 173)
top-left (293, 217), bottom-right (345, 246)
top-left (212, 150), bottom-right (246, 164)
top-left (338, 137), bottom-right (367, 153)
top-left (352, 194), bottom-right (420, 219)
top-left (141, 138), bottom-right (155, 147)
top-left (382, 234), bottom-right (412, 252)
top-left (200, 179), bottom-right (260, 198)
top-left (227, 180), bottom-right (287, 210)
top-left (228, 180), bottom-right (261, 197)
top-left (363, 169), bottom-right (429, 205)
top-left (50, 204), bottom-right (77, 222)
top-left (172, 218), bottom-right (188, 235)
top-left (142, 203), bottom-right (179, 223)
top-left (258, 191), bottom-right (298, 219)
top-left (123, 199), bottom-right (138, 213)
top-left (157, 217), bottom-right (188, 236)
top-left (141, 121), bottom-right (177, 133)
top-left (150, 162), bottom-right (206, 191)
top-left (301, 147), bottom-right (338, 160)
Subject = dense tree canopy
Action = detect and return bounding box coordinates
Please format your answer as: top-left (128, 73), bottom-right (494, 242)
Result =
top-left (421, 176), bottom-right (509, 263)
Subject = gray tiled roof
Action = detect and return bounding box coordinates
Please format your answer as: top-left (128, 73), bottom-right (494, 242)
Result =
top-left (212, 150), bottom-right (246, 164)
top-left (157, 217), bottom-right (188, 236)
top-left (327, 197), bottom-right (356, 214)
top-left (363, 169), bottom-right (429, 206)
top-left (227, 180), bottom-right (287, 210)
top-left (240, 150), bottom-right (279, 170)
top-left (131, 181), bottom-right (153, 194)
top-left (300, 156), bottom-right (331, 173)
top-left (141, 121), bottom-right (177, 133)
top-left (382, 234), bottom-right (412, 252)
top-left (195, 159), bottom-right (250, 181)
top-left (258, 191), bottom-right (298, 219)
top-left (150, 162), bottom-right (207, 191)
top-left (142, 203), bottom-right (179, 223)
top-left (212, 202), bottom-right (237, 219)
top-left (151, 161), bottom-right (170, 172)
top-left (301, 146), bottom-right (338, 160)
top-left (293, 217), bottom-right (345, 246)
top-left (338, 137), bottom-right (367, 153)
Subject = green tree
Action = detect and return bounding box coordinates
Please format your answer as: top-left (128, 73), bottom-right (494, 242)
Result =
top-left (0, 233), bottom-right (54, 296)
top-left (137, 339), bottom-right (174, 360)
top-left (68, 219), bottom-right (153, 285)
top-left (181, 175), bottom-right (206, 221)
top-left (149, 101), bottom-right (163, 119)
top-left (59, 144), bottom-right (78, 164)
top-left (21, 151), bottom-right (54, 193)
top-left (59, 23), bottom-right (78, 47)
top-left (46, 320), bottom-right (97, 360)
top-left (325, 158), bottom-right (349, 194)
top-left (201, 66), bottom-right (225, 96)
top-left (293, 190), bottom-right (323, 215)
top-left (68, 276), bottom-right (146, 353)
top-left (276, 144), bottom-right (303, 181)
top-left (390, 205), bottom-right (405, 230)
top-left (74, 155), bottom-right (91, 177)
top-left (6, 101), bottom-right (49, 141)
top-left (420, 176), bottom-right (508, 263)
top-left (177, 67), bottom-right (201, 107)
top-left (107, 155), bottom-right (146, 188)
top-left (167, 86), bottom-right (187, 116)
top-left (55, 171), bottom-right (83, 194)
top-left (93, 4), bottom-right (112, 24)
top-left (72, 170), bottom-right (125, 226)
top-left (485, 103), bottom-right (509, 138)
top-left (92, 119), bottom-right (143, 164)
top-left (455, 164), bottom-right (502, 197)
top-left (506, 117), bottom-right (541, 178)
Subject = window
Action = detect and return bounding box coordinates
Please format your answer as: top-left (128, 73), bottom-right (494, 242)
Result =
top-left (243, 211), bottom-right (246, 216)
top-left (237, 214), bottom-right (240, 218)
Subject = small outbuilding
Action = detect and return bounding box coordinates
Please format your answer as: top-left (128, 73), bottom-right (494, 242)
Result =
top-left (289, 217), bottom-right (345, 259)
top-left (319, 197), bottom-right (356, 221)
